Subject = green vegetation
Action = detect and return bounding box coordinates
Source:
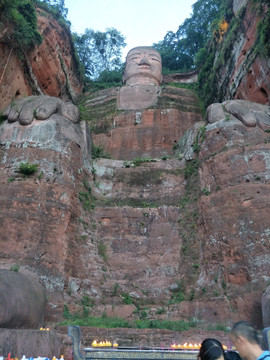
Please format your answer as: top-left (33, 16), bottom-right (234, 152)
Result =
top-left (7, 177), bottom-right (16, 183)
top-left (10, 264), bottom-right (20, 272)
top-left (78, 179), bottom-right (96, 211)
top-left (17, 161), bottom-right (38, 175)
top-left (197, 2), bottom-right (247, 107)
top-left (177, 148), bottom-right (202, 287)
top-left (97, 240), bottom-right (108, 262)
top-left (167, 83), bottom-right (205, 116)
top-left (83, 68), bottom-right (123, 93)
top-left (222, 278), bottom-right (227, 290)
top-left (0, 112), bottom-right (5, 126)
top-left (208, 323), bottom-right (228, 332)
top-left (167, 292), bottom-right (185, 305)
top-left (153, 0), bottom-right (221, 73)
top-left (161, 155), bottom-right (171, 161)
top-left (184, 159), bottom-right (199, 179)
top-left (201, 187), bottom-right (211, 196)
top-left (132, 158), bottom-right (157, 166)
top-left (92, 143), bottom-right (111, 159)
top-left (34, 0), bottom-right (69, 25)
top-left (156, 307), bottom-right (166, 315)
top-left (59, 306), bottom-right (197, 331)
top-left (193, 126), bottom-right (206, 153)
top-left (0, 0), bottom-right (42, 51)
top-left (168, 280), bottom-right (185, 305)
top-left (82, 295), bottom-right (95, 308)
top-left (122, 293), bottom-right (133, 305)
top-left (37, 171), bottom-right (43, 180)
top-left (73, 27), bottom-right (126, 86)
top-left (255, 2), bottom-right (270, 58)
top-left (112, 282), bottom-right (120, 296)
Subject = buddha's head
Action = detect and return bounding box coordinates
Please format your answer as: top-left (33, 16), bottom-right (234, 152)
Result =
top-left (123, 46), bottom-right (162, 86)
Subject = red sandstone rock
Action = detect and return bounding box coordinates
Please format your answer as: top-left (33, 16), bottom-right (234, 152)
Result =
top-left (118, 84), bottom-right (161, 110)
top-left (0, 8), bottom-right (83, 111)
top-left (217, 1), bottom-right (270, 105)
top-left (1, 91), bottom-right (270, 330)
top-left (29, 9), bottom-right (82, 101)
top-left (0, 328), bottom-right (61, 358)
top-left (0, 269), bottom-right (46, 329)
top-left (86, 86), bottom-right (203, 160)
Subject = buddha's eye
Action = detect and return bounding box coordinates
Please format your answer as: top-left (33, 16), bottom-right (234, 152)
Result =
top-left (151, 58), bottom-right (159, 62)
top-left (130, 57), bottom-right (139, 60)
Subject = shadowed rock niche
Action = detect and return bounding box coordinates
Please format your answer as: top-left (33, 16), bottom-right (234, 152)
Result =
top-left (118, 46), bottom-right (163, 110)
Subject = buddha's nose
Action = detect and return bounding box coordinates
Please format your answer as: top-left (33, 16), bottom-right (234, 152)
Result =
top-left (139, 56), bottom-right (151, 66)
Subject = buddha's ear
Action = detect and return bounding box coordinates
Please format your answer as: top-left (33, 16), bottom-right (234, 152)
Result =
top-left (122, 71), bottom-right (126, 85)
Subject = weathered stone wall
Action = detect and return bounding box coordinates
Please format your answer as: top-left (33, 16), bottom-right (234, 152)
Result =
top-left (82, 86), bottom-right (203, 160)
top-left (0, 8), bottom-right (83, 111)
top-left (0, 117), bottom-right (98, 323)
top-left (0, 329), bottom-right (61, 358)
top-left (197, 104), bottom-right (270, 328)
top-left (1, 94), bottom-right (269, 329)
top-left (216, 0), bottom-right (270, 105)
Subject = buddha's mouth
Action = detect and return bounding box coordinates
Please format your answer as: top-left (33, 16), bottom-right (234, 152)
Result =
top-left (138, 64), bottom-right (151, 69)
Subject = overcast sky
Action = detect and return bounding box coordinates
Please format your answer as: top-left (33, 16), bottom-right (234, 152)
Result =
top-left (64, 0), bottom-right (196, 60)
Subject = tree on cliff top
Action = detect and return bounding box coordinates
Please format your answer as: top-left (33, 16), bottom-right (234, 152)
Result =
top-left (0, 0), bottom-right (42, 51)
top-left (73, 27), bottom-right (126, 80)
top-left (34, 0), bottom-right (69, 23)
top-left (152, 0), bottom-right (223, 72)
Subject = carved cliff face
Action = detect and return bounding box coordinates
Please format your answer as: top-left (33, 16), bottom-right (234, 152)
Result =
top-left (123, 47), bottom-right (162, 86)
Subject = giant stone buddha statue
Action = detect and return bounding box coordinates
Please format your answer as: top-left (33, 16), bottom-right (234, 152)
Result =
top-left (118, 46), bottom-right (163, 110)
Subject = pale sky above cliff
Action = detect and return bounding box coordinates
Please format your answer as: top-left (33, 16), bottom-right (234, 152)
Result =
top-left (64, 0), bottom-right (196, 60)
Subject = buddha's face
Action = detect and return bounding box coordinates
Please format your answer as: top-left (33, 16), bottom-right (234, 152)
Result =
top-left (123, 47), bottom-right (162, 86)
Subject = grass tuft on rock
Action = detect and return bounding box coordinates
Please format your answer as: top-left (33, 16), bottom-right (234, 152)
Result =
top-left (18, 161), bottom-right (38, 175)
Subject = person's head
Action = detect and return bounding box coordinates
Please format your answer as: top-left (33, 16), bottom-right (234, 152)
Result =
top-left (225, 351), bottom-right (242, 360)
top-left (230, 321), bottom-right (260, 359)
top-left (199, 339), bottom-right (225, 360)
top-left (123, 46), bottom-right (162, 86)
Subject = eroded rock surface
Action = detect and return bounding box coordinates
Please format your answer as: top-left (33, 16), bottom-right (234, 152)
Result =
top-left (0, 269), bottom-right (46, 329)
top-left (0, 8), bottom-right (83, 111)
top-left (83, 85), bottom-right (203, 160)
top-left (0, 328), bottom-right (61, 357)
top-left (1, 90), bottom-right (269, 328)
top-left (216, 1), bottom-right (270, 105)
